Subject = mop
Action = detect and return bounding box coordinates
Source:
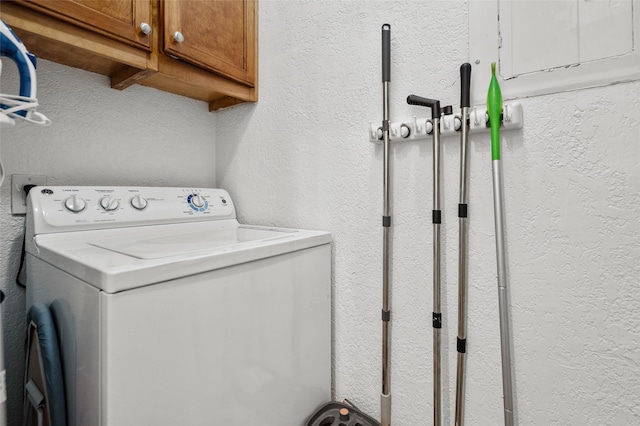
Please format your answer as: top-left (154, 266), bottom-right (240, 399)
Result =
top-left (487, 62), bottom-right (515, 426)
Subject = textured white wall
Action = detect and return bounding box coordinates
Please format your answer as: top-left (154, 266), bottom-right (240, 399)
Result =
top-left (217, 1), bottom-right (640, 425)
top-left (0, 60), bottom-right (216, 425)
top-left (1, 2), bottom-right (639, 426)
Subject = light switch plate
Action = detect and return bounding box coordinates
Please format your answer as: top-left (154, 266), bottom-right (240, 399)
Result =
top-left (11, 174), bottom-right (47, 215)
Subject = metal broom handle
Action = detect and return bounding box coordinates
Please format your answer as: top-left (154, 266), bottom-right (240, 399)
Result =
top-left (455, 62), bottom-right (472, 426)
top-left (432, 111), bottom-right (442, 426)
top-left (381, 23), bottom-right (392, 426)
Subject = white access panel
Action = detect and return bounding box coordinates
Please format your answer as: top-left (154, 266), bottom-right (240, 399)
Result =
top-left (499, 1), bottom-right (633, 78)
top-left (577, 1), bottom-right (634, 62)
top-left (469, 0), bottom-right (640, 103)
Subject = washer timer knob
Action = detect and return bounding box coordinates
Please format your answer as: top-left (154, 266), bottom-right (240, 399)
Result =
top-left (191, 193), bottom-right (206, 208)
top-left (100, 196), bottom-right (120, 211)
top-left (130, 194), bottom-right (148, 210)
top-left (64, 195), bottom-right (87, 213)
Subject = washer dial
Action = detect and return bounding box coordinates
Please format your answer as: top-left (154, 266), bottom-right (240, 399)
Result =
top-left (64, 195), bottom-right (87, 213)
top-left (130, 194), bottom-right (148, 210)
top-left (100, 196), bottom-right (120, 211)
top-left (191, 193), bottom-right (205, 208)
top-left (187, 193), bottom-right (209, 212)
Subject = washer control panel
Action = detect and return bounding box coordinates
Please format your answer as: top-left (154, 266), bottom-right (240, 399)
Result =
top-left (28, 186), bottom-right (236, 234)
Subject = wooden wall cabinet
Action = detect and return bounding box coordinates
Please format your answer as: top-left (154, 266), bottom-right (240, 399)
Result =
top-left (0, 0), bottom-right (258, 111)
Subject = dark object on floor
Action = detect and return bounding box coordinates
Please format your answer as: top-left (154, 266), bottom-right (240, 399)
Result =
top-left (306, 401), bottom-right (381, 426)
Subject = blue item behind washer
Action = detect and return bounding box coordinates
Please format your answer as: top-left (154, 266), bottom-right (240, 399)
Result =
top-left (0, 19), bottom-right (37, 117)
top-left (24, 303), bottom-right (67, 426)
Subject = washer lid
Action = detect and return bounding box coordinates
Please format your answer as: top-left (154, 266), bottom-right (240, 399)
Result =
top-left (89, 226), bottom-right (294, 259)
top-left (30, 220), bottom-right (331, 294)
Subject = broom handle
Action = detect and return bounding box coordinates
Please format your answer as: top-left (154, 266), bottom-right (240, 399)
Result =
top-left (381, 23), bottom-right (392, 426)
top-left (455, 62), bottom-right (471, 426)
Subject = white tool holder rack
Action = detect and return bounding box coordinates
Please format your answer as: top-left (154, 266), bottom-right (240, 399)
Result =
top-left (369, 102), bottom-right (523, 143)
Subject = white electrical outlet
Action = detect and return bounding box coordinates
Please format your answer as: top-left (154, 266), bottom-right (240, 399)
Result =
top-left (11, 174), bottom-right (47, 215)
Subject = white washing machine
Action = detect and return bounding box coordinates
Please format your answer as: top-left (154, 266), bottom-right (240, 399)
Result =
top-left (25, 186), bottom-right (331, 426)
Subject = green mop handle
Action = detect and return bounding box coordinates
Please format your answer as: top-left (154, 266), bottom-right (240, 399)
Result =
top-left (487, 62), bottom-right (515, 426)
top-left (487, 62), bottom-right (502, 160)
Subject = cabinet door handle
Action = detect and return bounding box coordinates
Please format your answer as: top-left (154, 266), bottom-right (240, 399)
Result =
top-left (140, 22), bottom-right (152, 35)
top-left (173, 31), bottom-right (185, 43)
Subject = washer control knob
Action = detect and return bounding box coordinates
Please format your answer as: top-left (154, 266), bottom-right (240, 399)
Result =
top-left (130, 194), bottom-right (148, 210)
top-left (191, 193), bottom-right (205, 208)
top-left (64, 195), bottom-right (86, 213)
top-left (100, 196), bottom-right (120, 211)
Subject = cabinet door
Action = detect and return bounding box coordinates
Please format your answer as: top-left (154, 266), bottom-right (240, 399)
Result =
top-left (18, 0), bottom-right (152, 50)
top-left (163, 0), bottom-right (257, 87)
